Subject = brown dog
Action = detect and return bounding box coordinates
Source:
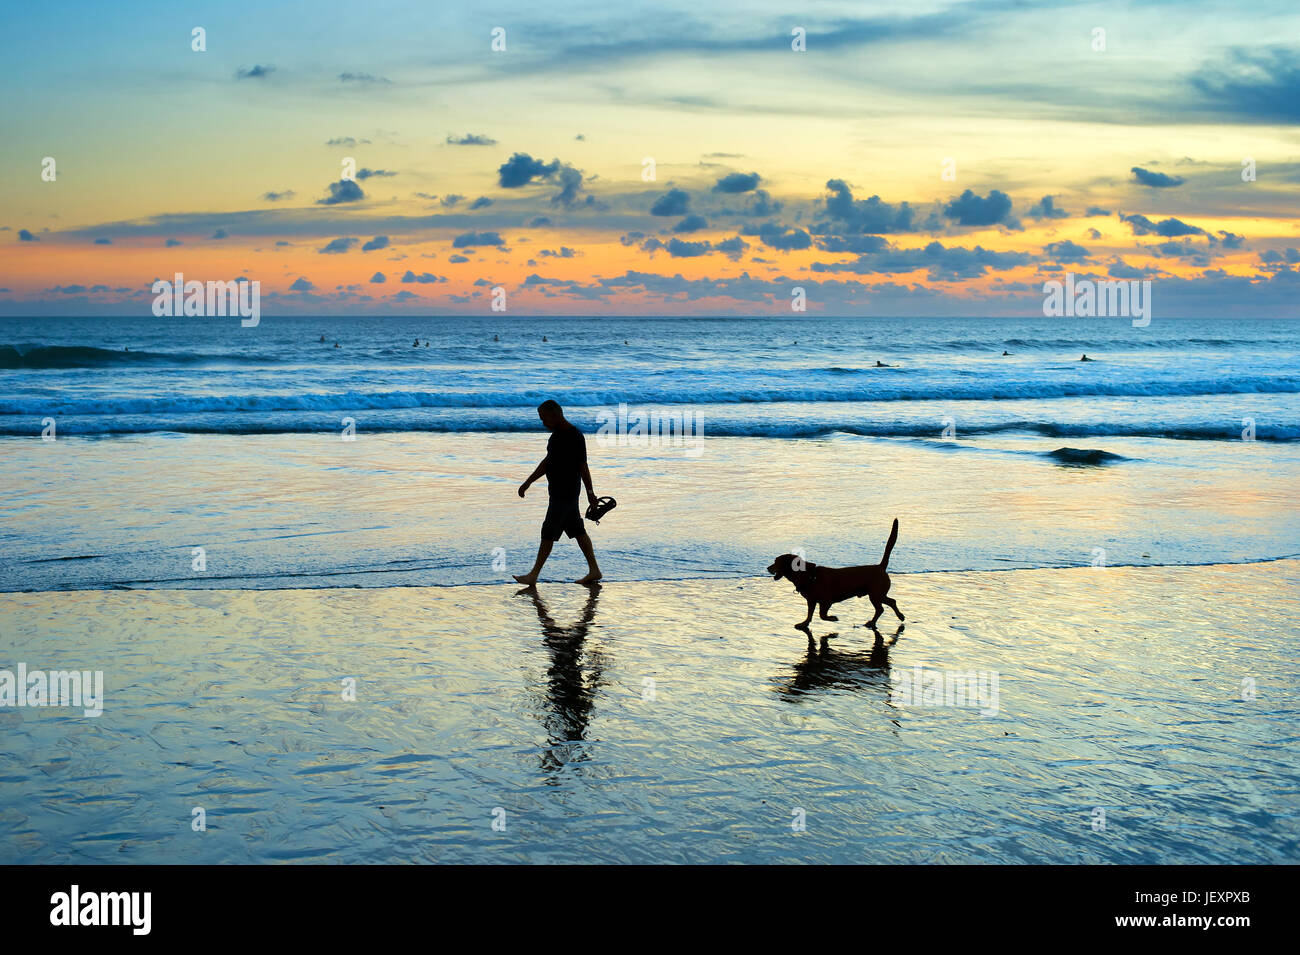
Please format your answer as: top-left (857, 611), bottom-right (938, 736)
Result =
top-left (767, 519), bottom-right (904, 631)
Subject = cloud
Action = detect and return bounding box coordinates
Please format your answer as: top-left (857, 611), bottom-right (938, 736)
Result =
top-left (318, 180), bottom-right (366, 205)
top-left (1120, 213), bottom-right (1205, 237)
top-left (452, 231), bottom-right (505, 248)
top-left (326, 137), bottom-right (370, 147)
top-left (362, 235), bottom-right (390, 252)
top-left (528, 217), bottom-right (552, 227)
top-left (440, 194), bottom-right (464, 207)
top-left (821, 180), bottom-right (914, 234)
top-left (319, 237), bottom-right (357, 254)
top-left (289, 277), bottom-right (313, 291)
top-left (714, 236), bottom-right (749, 260)
top-left (447, 133), bottom-right (498, 146)
top-left (370, 271), bottom-right (386, 283)
top-left (211, 229), bottom-right (227, 239)
top-left (713, 172), bottom-right (761, 193)
top-left (747, 222), bottom-right (812, 251)
top-left (1044, 239), bottom-right (1090, 263)
top-left (448, 254), bottom-right (470, 263)
top-left (811, 240), bottom-right (1031, 281)
top-left (339, 72), bottom-right (390, 84)
top-left (236, 65), bottom-right (275, 80)
top-left (650, 188), bottom-right (690, 217)
top-left (17, 229), bottom-right (36, 241)
top-left (1131, 166), bottom-right (1185, 188)
top-left (401, 270), bottom-right (444, 283)
top-left (1190, 47), bottom-right (1300, 124)
top-left (943, 189), bottom-right (1015, 227)
top-left (673, 214), bottom-right (709, 233)
top-left (94, 237), bottom-right (112, 245)
top-left (498, 153), bottom-right (558, 187)
top-left (165, 238), bottom-right (182, 247)
top-left (470, 196), bottom-right (493, 210)
top-left (666, 238), bottom-right (711, 257)
top-left (816, 234), bottom-right (890, 254)
top-left (262, 190), bottom-right (296, 201)
top-left (1027, 195), bottom-right (1068, 219)
top-left (539, 247), bottom-right (578, 258)
top-left (355, 168), bottom-right (396, 180)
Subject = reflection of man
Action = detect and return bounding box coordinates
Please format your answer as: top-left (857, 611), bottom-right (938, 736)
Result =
top-left (514, 399), bottom-right (602, 586)
top-left (523, 584), bottom-right (604, 772)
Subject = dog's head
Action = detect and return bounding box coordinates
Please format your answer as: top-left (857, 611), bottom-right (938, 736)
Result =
top-left (767, 553), bottom-right (812, 582)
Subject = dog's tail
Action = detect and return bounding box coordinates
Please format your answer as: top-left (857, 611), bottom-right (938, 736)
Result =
top-left (880, 518), bottom-right (899, 569)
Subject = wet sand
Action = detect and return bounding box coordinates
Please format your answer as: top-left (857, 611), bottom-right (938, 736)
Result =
top-left (2, 560), bottom-right (1297, 864)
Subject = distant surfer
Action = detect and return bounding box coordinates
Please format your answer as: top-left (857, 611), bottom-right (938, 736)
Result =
top-left (493, 334), bottom-right (499, 342)
top-left (1002, 350), bottom-right (1010, 356)
top-left (1080, 353), bottom-right (1094, 362)
top-left (319, 335), bottom-right (326, 343)
top-left (413, 339), bottom-right (420, 347)
top-left (875, 360), bottom-right (891, 368)
top-left (543, 336), bottom-right (548, 342)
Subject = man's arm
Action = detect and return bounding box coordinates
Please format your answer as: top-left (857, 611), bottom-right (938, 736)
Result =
top-left (581, 462), bottom-right (596, 505)
top-left (518, 458), bottom-right (547, 497)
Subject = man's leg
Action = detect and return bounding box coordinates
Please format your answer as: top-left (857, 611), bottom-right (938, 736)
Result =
top-left (574, 533), bottom-right (602, 585)
top-left (514, 538), bottom-right (554, 586)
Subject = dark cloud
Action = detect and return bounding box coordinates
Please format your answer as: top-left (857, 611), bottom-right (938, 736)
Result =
top-left (211, 229), bottom-right (227, 239)
top-left (318, 180), bottom-right (366, 205)
top-left (943, 189), bottom-right (1015, 227)
top-left (811, 240), bottom-right (1030, 281)
top-left (370, 271), bottom-right (386, 283)
top-left (1044, 239), bottom-right (1090, 263)
top-left (673, 214), bottom-right (709, 233)
top-left (650, 188), bottom-right (690, 217)
top-left (714, 172), bottom-right (761, 193)
top-left (747, 222), bottom-right (812, 251)
top-left (821, 180), bottom-right (914, 234)
top-left (1131, 166), bottom-right (1185, 188)
top-left (355, 168), bottom-right (396, 180)
top-left (816, 234), bottom-right (891, 254)
top-left (17, 229), bottom-right (37, 241)
top-left (452, 231), bottom-right (505, 248)
top-left (94, 237), bottom-right (111, 245)
top-left (497, 152), bottom-right (586, 206)
top-left (165, 238), bottom-right (182, 247)
top-left (401, 271), bottom-right (444, 283)
top-left (1120, 213), bottom-right (1205, 237)
top-left (528, 217), bottom-right (552, 227)
top-left (319, 237), bottom-right (358, 254)
top-left (666, 238), bottom-right (711, 257)
top-left (326, 137), bottom-right (370, 147)
top-left (362, 235), bottom-right (390, 252)
top-left (447, 133), bottom-right (498, 146)
top-left (262, 190), bottom-right (296, 201)
top-left (448, 254), bottom-right (470, 263)
top-left (339, 72), bottom-right (390, 84)
top-left (1027, 195), bottom-right (1068, 219)
top-left (289, 277), bottom-right (313, 291)
top-left (470, 196), bottom-right (493, 209)
top-left (1190, 47), bottom-right (1300, 124)
top-left (236, 65), bottom-right (275, 80)
top-left (539, 247), bottom-right (578, 258)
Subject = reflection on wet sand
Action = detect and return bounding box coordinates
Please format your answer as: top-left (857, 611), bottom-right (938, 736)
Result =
top-left (519, 585), bottom-right (606, 776)
top-left (775, 625), bottom-right (904, 704)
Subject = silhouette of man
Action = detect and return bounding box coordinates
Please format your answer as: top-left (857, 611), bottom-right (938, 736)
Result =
top-left (514, 399), bottom-right (602, 586)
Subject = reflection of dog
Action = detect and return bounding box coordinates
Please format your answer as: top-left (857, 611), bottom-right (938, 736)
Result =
top-left (767, 519), bottom-right (904, 630)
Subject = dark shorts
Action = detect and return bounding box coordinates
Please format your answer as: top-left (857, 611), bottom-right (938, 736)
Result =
top-left (541, 497), bottom-right (586, 541)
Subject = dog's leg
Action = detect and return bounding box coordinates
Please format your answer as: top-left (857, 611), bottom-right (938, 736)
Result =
top-left (797, 597), bottom-right (814, 630)
top-left (867, 597), bottom-right (884, 628)
top-left (883, 596), bottom-right (904, 621)
top-left (818, 602), bottom-right (838, 622)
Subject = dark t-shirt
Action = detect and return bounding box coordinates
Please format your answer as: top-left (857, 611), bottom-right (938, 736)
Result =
top-left (545, 423), bottom-right (587, 500)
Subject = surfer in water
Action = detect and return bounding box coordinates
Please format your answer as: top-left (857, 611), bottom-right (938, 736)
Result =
top-left (1080, 354), bottom-right (1094, 362)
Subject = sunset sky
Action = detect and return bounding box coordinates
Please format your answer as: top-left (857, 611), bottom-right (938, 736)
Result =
top-left (3, 0), bottom-right (1300, 316)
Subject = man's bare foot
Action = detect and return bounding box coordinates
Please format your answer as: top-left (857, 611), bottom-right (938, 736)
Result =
top-left (575, 571), bottom-right (603, 585)
top-left (513, 573), bottom-right (538, 586)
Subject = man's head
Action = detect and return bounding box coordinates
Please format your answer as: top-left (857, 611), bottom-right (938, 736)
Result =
top-left (537, 399), bottom-right (565, 431)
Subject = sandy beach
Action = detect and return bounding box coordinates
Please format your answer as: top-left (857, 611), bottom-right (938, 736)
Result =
top-left (3, 559), bottom-right (1296, 864)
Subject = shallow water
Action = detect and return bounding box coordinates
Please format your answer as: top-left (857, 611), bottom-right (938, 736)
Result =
top-left (3, 561), bottom-right (1297, 864)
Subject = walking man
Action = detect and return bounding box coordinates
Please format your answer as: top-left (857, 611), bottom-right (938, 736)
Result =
top-left (514, 399), bottom-right (603, 586)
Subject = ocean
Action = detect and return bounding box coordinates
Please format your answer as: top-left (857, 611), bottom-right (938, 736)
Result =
top-left (1, 314), bottom-right (1298, 590)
